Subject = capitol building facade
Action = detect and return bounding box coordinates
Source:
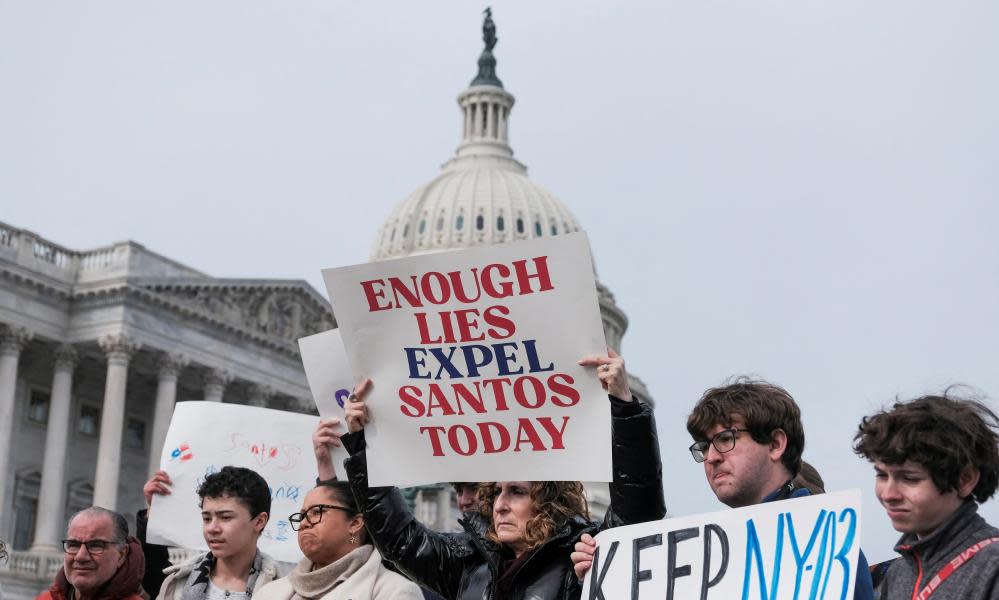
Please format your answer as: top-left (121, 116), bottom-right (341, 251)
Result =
top-left (0, 13), bottom-right (650, 598)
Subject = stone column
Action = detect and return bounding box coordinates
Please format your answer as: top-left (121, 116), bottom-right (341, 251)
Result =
top-left (246, 383), bottom-right (273, 408)
top-left (93, 334), bottom-right (139, 509)
top-left (148, 353), bottom-right (187, 476)
top-left (31, 344), bottom-right (77, 551)
top-left (203, 369), bottom-right (232, 402)
top-left (486, 102), bottom-right (495, 139)
top-left (437, 485), bottom-right (452, 532)
top-left (0, 326), bottom-right (32, 528)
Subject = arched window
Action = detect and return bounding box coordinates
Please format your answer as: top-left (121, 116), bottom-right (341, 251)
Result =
top-left (456, 215), bottom-right (464, 230)
top-left (418, 219), bottom-right (426, 234)
top-left (13, 469), bottom-right (41, 550)
top-left (476, 215), bottom-right (484, 230)
top-left (516, 218), bottom-right (524, 234)
top-left (534, 221), bottom-right (542, 237)
top-left (497, 216), bottom-right (505, 231)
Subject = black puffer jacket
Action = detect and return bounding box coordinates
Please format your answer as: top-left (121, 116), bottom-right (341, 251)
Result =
top-left (343, 397), bottom-right (665, 600)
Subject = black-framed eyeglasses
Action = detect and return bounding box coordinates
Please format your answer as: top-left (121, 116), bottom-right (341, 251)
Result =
top-left (689, 428), bottom-right (751, 463)
top-left (62, 539), bottom-right (120, 555)
top-left (288, 504), bottom-right (354, 531)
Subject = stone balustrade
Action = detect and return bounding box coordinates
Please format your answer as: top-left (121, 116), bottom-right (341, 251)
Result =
top-left (1, 549), bottom-right (63, 580)
top-left (0, 547), bottom-right (196, 582)
top-left (31, 238), bottom-right (73, 269)
top-left (78, 246), bottom-right (123, 272)
top-left (0, 220), bottom-right (202, 284)
top-left (0, 222), bottom-right (17, 248)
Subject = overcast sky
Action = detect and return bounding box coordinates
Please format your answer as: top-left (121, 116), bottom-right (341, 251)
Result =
top-left (2, 0), bottom-right (997, 563)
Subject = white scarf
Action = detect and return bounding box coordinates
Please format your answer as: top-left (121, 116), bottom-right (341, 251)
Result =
top-left (286, 545), bottom-right (374, 600)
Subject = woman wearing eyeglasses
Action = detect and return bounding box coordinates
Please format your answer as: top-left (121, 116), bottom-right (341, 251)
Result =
top-left (254, 480), bottom-right (422, 600)
top-left (330, 352), bottom-right (665, 600)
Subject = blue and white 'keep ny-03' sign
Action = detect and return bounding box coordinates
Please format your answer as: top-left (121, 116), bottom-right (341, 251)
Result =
top-left (583, 489), bottom-right (862, 600)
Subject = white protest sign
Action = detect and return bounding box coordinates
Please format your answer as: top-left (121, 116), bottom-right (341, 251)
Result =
top-left (147, 401), bottom-right (318, 563)
top-left (322, 232), bottom-right (611, 486)
top-left (298, 328), bottom-right (353, 480)
top-left (583, 489), bottom-right (862, 600)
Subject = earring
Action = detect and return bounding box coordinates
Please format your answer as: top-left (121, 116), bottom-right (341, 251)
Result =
top-left (349, 534), bottom-right (358, 545)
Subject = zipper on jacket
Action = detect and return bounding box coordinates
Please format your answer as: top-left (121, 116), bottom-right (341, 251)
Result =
top-left (910, 550), bottom-right (923, 600)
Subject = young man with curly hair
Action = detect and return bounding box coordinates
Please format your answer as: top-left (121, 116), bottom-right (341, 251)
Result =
top-left (572, 377), bottom-right (874, 599)
top-left (855, 394), bottom-right (999, 599)
top-left (138, 466), bottom-right (280, 600)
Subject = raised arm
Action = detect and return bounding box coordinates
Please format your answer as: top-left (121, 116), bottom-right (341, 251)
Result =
top-left (579, 350), bottom-right (666, 527)
top-left (312, 417), bottom-right (343, 482)
top-left (137, 470), bottom-right (174, 596)
top-left (342, 379), bottom-right (476, 599)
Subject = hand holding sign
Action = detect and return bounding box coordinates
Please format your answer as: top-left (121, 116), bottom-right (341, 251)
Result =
top-left (143, 470), bottom-right (173, 513)
top-left (345, 379), bottom-right (372, 433)
top-left (572, 533), bottom-right (597, 580)
top-left (312, 418), bottom-right (343, 481)
top-left (578, 349), bottom-right (631, 402)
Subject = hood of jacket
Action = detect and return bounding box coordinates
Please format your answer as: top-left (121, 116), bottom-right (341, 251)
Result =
top-left (50, 537), bottom-right (145, 600)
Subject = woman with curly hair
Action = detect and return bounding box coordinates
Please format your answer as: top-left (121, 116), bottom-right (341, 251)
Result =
top-left (330, 352), bottom-right (665, 600)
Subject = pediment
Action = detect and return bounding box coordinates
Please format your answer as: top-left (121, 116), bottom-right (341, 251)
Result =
top-left (138, 278), bottom-right (335, 345)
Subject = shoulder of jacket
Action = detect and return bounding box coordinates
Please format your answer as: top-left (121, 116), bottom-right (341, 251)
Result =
top-left (371, 566), bottom-right (423, 598)
top-left (969, 537), bottom-right (999, 560)
top-left (163, 552), bottom-right (209, 576)
top-left (253, 576), bottom-right (294, 600)
top-left (257, 552), bottom-right (281, 577)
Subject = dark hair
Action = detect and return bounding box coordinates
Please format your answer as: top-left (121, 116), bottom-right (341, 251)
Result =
top-left (686, 377), bottom-right (805, 477)
top-left (198, 466), bottom-right (272, 519)
top-left (477, 481), bottom-right (590, 552)
top-left (854, 393), bottom-right (999, 503)
top-left (314, 481), bottom-right (366, 544)
top-left (794, 460), bottom-right (826, 495)
top-left (71, 507), bottom-right (129, 543)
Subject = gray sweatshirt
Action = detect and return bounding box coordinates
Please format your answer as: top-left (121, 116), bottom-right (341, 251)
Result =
top-left (882, 500), bottom-right (999, 600)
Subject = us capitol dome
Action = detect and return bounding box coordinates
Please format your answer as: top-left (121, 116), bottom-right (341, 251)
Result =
top-left (370, 9), bottom-right (651, 406)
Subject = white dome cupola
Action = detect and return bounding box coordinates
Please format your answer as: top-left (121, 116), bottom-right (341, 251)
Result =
top-left (371, 8), bottom-right (582, 262)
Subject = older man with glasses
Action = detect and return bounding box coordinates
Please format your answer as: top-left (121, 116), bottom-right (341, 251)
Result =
top-left (37, 507), bottom-right (145, 600)
top-left (572, 377), bottom-right (876, 600)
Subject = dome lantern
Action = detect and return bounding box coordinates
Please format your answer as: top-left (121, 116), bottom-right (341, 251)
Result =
top-left (447, 8), bottom-right (523, 173)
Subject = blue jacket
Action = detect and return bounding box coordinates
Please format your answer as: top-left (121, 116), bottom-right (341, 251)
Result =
top-left (762, 484), bottom-right (875, 600)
